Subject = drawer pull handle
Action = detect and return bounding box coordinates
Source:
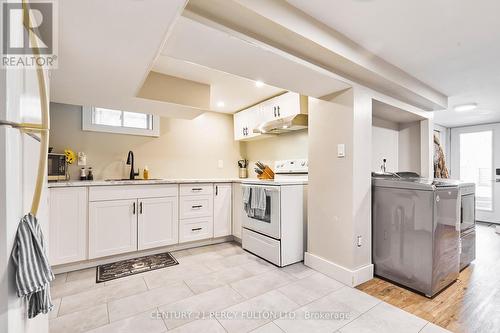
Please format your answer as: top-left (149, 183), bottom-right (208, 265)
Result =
top-left (192, 227), bottom-right (202, 231)
top-left (191, 205), bottom-right (203, 209)
top-left (191, 188), bottom-right (202, 191)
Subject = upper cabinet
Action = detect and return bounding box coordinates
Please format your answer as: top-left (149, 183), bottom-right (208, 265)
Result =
top-left (261, 92), bottom-right (306, 121)
top-left (234, 92), bottom-right (307, 141)
top-left (234, 105), bottom-right (262, 141)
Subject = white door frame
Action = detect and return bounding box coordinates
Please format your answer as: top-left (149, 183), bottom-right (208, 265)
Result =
top-left (451, 123), bottom-right (500, 223)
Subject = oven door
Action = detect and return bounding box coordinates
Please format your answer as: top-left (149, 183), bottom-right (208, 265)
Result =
top-left (242, 184), bottom-right (280, 239)
top-left (461, 193), bottom-right (475, 231)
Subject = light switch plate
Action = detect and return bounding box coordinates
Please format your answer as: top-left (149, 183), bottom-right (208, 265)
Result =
top-left (337, 144), bottom-right (345, 158)
top-left (217, 160), bottom-right (224, 169)
top-left (77, 152), bottom-right (87, 166)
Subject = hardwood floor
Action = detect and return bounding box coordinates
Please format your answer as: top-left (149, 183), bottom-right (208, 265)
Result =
top-left (357, 223), bottom-right (500, 333)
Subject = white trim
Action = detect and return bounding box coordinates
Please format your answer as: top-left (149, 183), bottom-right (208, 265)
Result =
top-left (52, 235), bottom-right (234, 274)
top-left (304, 252), bottom-right (373, 287)
top-left (82, 106), bottom-right (160, 137)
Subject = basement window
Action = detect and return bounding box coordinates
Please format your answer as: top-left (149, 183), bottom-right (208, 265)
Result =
top-left (82, 106), bottom-right (160, 137)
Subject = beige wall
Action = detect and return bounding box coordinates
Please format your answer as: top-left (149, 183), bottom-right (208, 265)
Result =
top-left (137, 71), bottom-right (210, 109)
top-left (398, 121), bottom-right (421, 173)
top-left (372, 117), bottom-right (399, 172)
top-left (308, 90), bottom-right (356, 269)
top-left (240, 130), bottom-right (308, 178)
top-left (371, 117), bottom-right (422, 174)
top-left (307, 87), bottom-right (373, 285)
top-left (49, 103), bottom-right (241, 180)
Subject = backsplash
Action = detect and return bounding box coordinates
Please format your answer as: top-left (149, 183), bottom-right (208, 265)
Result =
top-left (240, 129), bottom-right (308, 178)
top-left (49, 103), bottom-right (241, 180)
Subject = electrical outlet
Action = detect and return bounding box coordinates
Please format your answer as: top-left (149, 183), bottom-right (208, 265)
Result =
top-left (357, 236), bottom-right (362, 247)
top-left (217, 160), bottom-right (224, 169)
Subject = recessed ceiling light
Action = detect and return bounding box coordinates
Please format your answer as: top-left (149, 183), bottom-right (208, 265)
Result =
top-left (255, 81), bottom-right (264, 87)
top-left (454, 103), bottom-right (477, 112)
top-left (216, 101), bottom-right (225, 108)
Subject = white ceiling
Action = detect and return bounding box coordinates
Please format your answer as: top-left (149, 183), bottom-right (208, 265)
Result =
top-left (162, 16), bottom-right (350, 99)
top-left (288, 0), bottom-right (500, 128)
top-left (152, 56), bottom-right (284, 113)
top-left (372, 100), bottom-right (425, 124)
top-left (50, 0), bottom-right (206, 119)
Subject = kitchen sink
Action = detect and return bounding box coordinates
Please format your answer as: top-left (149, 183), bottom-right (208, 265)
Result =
top-left (104, 178), bottom-right (162, 181)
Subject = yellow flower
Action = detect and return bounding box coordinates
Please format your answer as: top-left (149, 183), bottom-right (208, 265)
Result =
top-left (64, 149), bottom-right (76, 165)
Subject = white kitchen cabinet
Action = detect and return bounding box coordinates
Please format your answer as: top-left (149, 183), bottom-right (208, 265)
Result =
top-left (234, 110), bottom-right (247, 141)
top-left (180, 195), bottom-right (213, 219)
top-left (261, 92), bottom-right (307, 121)
top-left (179, 216), bottom-right (214, 242)
top-left (180, 183), bottom-right (213, 196)
top-left (49, 187), bottom-right (88, 265)
top-left (89, 199), bottom-right (138, 259)
top-left (232, 183), bottom-right (243, 239)
top-left (138, 196), bottom-right (178, 250)
top-left (214, 183), bottom-right (232, 237)
top-left (234, 92), bottom-right (307, 141)
top-left (234, 105), bottom-right (269, 141)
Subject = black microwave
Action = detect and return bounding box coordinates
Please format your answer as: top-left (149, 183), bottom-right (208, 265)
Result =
top-left (48, 153), bottom-right (67, 181)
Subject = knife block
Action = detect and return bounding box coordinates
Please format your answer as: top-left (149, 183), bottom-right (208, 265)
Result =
top-left (257, 166), bottom-right (274, 180)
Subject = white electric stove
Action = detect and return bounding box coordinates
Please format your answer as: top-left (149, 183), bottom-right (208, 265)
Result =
top-left (241, 159), bottom-right (308, 267)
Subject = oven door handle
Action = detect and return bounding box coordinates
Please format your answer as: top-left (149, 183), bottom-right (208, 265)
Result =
top-left (242, 185), bottom-right (279, 192)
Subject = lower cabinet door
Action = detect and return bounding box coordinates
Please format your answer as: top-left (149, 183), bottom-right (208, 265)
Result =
top-left (49, 187), bottom-right (88, 265)
top-left (232, 183), bottom-right (243, 239)
top-left (214, 183), bottom-right (232, 237)
top-left (89, 199), bottom-right (138, 259)
top-left (138, 196), bottom-right (179, 250)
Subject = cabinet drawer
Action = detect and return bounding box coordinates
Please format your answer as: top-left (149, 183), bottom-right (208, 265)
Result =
top-left (180, 195), bottom-right (213, 219)
top-left (180, 183), bottom-right (213, 196)
top-left (242, 228), bottom-right (281, 266)
top-left (179, 217), bottom-right (214, 243)
top-left (89, 184), bottom-right (178, 201)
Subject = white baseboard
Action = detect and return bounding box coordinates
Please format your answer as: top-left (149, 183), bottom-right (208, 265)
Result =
top-left (304, 252), bottom-right (373, 287)
top-left (52, 236), bottom-right (234, 274)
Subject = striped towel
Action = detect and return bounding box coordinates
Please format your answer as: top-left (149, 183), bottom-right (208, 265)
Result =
top-left (12, 213), bottom-right (54, 318)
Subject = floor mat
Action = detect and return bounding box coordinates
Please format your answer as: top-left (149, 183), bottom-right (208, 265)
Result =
top-left (96, 252), bottom-right (178, 283)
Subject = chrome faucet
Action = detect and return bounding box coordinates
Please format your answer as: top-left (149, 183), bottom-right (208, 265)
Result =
top-left (126, 151), bottom-right (139, 180)
top-left (380, 159), bottom-right (387, 173)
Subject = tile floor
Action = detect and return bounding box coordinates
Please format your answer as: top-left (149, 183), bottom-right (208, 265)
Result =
top-left (49, 242), bottom-right (450, 333)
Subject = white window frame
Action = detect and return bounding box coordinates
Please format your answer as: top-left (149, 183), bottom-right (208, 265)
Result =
top-left (82, 106), bottom-right (160, 137)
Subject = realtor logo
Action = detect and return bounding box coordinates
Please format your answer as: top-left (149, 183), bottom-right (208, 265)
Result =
top-left (1, 0), bottom-right (58, 68)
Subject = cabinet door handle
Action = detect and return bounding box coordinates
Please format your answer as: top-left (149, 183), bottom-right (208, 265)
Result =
top-left (277, 106), bottom-right (280, 117)
top-left (132, 202), bottom-right (136, 215)
top-left (216, 185), bottom-right (218, 196)
top-left (192, 227), bottom-right (202, 232)
top-left (139, 202), bottom-right (143, 214)
top-left (192, 205), bottom-right (203, 209)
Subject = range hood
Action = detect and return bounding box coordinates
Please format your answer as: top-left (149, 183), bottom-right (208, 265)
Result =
top-left (253, 114), bottom-right (308, 134)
